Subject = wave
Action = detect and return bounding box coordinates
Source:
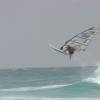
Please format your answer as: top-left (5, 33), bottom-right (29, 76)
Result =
top-left (0, 66), bottom-right (99, 90)
top-left (0, 66), bottom-right (100, 98)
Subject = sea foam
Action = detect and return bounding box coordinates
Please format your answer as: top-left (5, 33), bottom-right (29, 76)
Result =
top-left (0, 97), bottom-right (99, 100)
top-left (0, 84), bottom-right (68, 92)
top-left (85, 63), bottom-right (100, 84)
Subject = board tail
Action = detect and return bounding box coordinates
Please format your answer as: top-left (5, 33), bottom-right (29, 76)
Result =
top-left (49, 44), bottom-right (67, 55)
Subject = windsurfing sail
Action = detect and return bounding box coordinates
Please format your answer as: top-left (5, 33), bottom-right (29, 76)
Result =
top-left (50, 27), bottom-right (99, 59)
top-left (60, 27), bottom-right (99, 52)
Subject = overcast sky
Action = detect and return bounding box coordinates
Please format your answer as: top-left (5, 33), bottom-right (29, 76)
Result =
top-left (0, 0), bottom-right (100, 68)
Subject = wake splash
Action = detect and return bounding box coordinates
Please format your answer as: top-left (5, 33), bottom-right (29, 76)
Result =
top-left (85, 63), bottom-right (100, 84)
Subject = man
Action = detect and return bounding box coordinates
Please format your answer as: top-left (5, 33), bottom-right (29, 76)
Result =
top-left (60, 45), bottom-right (76, 59)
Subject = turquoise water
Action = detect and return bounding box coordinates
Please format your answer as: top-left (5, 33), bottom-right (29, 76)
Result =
top-left (0, 66), bottom-right (100, 100)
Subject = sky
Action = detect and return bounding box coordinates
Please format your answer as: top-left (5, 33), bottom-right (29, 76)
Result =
top-left (0, 0), bottom-right (100, 68)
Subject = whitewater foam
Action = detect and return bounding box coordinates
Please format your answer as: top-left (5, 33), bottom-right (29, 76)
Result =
top-left (85, 64), bottom-right (100, 84)
top-left (0, 97), bottom-right (99, 100)
top-left (0, 81), bottom-right (82, 92)
top-left (0, 84), bottom-right (68, 92)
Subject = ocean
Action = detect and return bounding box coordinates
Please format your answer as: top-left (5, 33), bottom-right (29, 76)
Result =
top-left (0, 66), bottom-right (100, 100)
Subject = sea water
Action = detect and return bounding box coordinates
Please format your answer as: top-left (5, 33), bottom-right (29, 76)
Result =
top-left (0, 66), bottom-right (100, 100)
